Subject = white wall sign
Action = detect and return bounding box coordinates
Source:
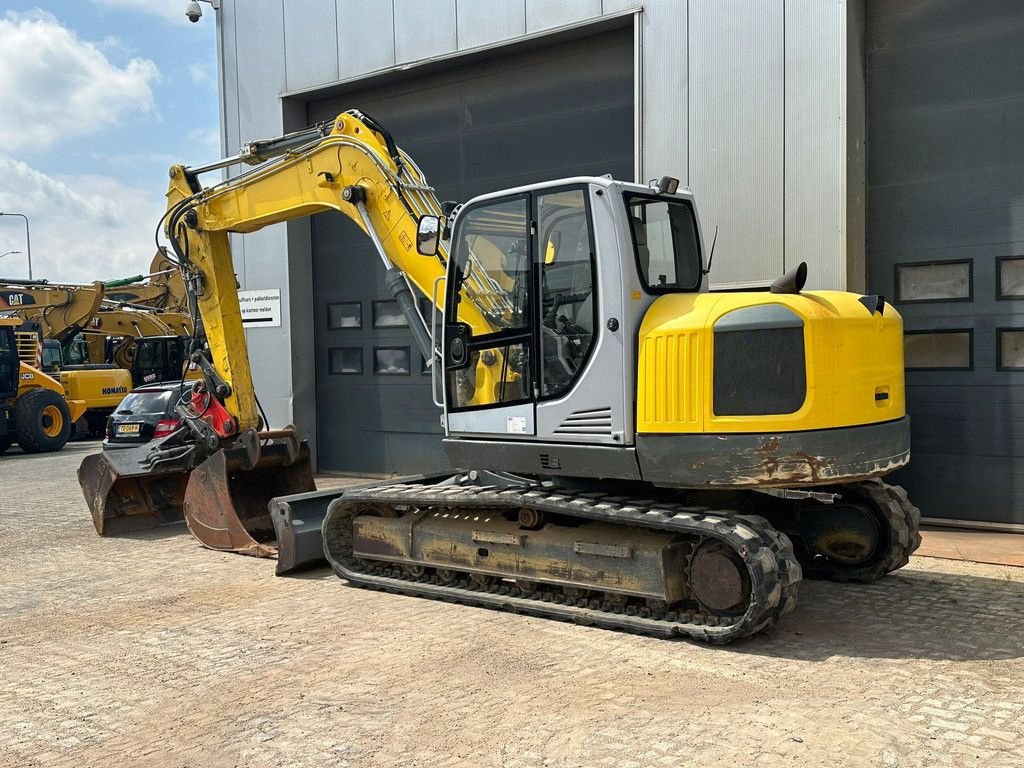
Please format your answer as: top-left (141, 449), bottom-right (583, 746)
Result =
top-left (239, 289), bottom-right (282, 327)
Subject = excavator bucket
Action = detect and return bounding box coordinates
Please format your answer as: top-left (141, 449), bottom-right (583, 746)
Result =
top-left (79, 445), bottom-right (189, 534)
top-left (182, 438), bottom-right (315, 557)
top-left (79, 428), bottom-right (316, 560)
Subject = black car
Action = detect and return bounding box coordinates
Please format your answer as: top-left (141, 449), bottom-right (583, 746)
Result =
top-left (102, 382), bottom-right (184, 450)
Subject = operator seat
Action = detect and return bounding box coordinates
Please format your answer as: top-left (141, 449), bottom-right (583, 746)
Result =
top-left (632, 215), bottom-right (651, 282)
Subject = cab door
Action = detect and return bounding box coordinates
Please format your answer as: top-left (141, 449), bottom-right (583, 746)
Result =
top-left (442, 185), bottom-right (622, 444)
top-left (443, 194), bottom-right (537, 437)
top-left (0, 328), bottom-right (19, 399)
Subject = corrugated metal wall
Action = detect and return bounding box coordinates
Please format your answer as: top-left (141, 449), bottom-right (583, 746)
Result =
top-left (216, 0), bottom-right (856, 469)
top-left (867, 0), bottom-right (1024, 527)
top-left (306, 29), bottom-right (634, 474)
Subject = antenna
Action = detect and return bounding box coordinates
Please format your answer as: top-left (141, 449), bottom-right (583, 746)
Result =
top-left (702, 226), bottom-right (719, 276)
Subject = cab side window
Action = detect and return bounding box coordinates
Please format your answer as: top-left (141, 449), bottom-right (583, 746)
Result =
top-left (538, 189), bottom-right (596, 397)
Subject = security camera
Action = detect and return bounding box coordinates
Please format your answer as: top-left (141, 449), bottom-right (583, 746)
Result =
top-left (185, 1), bottom-right (203, 22)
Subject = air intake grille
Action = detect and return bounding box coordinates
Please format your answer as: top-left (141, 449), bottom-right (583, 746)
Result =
top-left (714, 327), bottom-right (806, 415)
top-left (554, 407), bottom-right (613, 435)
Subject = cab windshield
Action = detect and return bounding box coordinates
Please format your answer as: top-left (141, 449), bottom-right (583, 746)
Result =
top-left (624, 194), bottom-right (702, 293)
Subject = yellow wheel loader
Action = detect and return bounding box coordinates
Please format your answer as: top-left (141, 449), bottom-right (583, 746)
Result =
top-left (0, 318), bottom-right (85, 454)
top-left (79, 111), bottom-right (920, 643)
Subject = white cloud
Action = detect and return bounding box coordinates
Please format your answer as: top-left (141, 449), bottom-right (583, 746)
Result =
top-left (0, 158), bottom-right (167, 284)
top-left (93, 0), bottom-right (198, 25)
top-left (187, 127), bottom-right (222, 156)
top-left (188, 62), bottom-right (214, 85)
top-left (0, 11), bottom-right (159, 154)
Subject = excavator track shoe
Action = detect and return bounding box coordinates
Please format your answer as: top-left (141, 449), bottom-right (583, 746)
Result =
top-left (183, 437), bottom-right (315, 557)
top-left (324, 482), bottom-right (802, 644)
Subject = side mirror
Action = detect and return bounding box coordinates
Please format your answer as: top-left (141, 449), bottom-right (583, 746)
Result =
top-left (417, 215), bottom-right (441, 256)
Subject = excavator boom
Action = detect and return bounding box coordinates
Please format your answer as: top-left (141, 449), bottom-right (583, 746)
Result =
top-left (79, 110), bottom-right (447, 561)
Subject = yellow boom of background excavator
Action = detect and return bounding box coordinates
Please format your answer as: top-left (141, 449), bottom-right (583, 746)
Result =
top-left (79, 111), bottom-right (920, 643)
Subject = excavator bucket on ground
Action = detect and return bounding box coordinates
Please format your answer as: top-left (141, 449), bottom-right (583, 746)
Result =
top-left (182, 435), bottom-right (315, 557)
top-left (79, 446), bottom-right (189, 534)
top-left (79, 428), bottom-right (315, 556)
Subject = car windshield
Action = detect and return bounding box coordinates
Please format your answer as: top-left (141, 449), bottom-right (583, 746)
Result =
top-left (624, 194), bottom-right (703, 293)
top-left (116, 389), bottom-right (177, 416)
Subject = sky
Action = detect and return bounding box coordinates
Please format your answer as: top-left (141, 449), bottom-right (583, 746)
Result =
top-left (0, 1), bottom-right (219, 283)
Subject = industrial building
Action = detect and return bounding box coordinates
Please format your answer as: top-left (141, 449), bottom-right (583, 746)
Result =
top-left (210, 0), bottom-right (1024, 529)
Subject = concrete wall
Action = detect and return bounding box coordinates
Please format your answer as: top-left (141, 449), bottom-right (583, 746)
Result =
top-left (214, 0), bottom-right (861, 456)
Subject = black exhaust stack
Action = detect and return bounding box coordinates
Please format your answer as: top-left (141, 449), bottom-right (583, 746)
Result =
top-left (770, 262), bottom-right (808, 295)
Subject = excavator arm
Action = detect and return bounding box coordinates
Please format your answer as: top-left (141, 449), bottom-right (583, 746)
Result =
top-left (158, 110), bottom-right (498, 432)
top-left (0, 282), bottom-right (106, 344)
top-left (77, 110), bottom-right (470, 562)
top-left (100, 249), bottom-right (188, 312)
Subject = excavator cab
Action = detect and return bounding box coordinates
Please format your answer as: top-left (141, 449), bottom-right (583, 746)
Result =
top-left (114, 335), bottom-right (190, 385)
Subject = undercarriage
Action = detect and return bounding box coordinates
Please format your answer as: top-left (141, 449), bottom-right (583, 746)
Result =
top-left (322, 476), bottom-right (920, 644)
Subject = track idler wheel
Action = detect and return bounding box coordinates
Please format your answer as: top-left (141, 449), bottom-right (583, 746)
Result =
top-left (797, 480), bottom-right (922, 583)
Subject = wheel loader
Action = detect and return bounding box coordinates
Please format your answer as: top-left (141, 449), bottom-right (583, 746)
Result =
top-left (78, 111), bottom-right (920, 643)
top-left (0, 318), bottom-right (86, 454)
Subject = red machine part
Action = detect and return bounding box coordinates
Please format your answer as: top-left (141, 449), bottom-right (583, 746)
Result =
top-left (183, 380), bottom-right (237, 438)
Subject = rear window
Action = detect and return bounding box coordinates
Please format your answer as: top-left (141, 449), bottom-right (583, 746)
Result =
top-left (117, 389), bottom-right (178, 416)
top-left (624, 194), bottom-right (703, 293)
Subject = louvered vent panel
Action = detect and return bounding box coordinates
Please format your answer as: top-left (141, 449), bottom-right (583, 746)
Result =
top-left (554, 407), bottom-right (613, 435)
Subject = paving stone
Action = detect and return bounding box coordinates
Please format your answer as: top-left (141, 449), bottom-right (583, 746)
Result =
top-left (0, 443), bottom-right (1022, 767)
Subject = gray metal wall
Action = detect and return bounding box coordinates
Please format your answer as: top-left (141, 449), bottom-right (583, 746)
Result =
top-left (867, 0), bottom-right (1024, 527)
top-left (307, 29), bottom-right (634, 474)
top-left (214, 0), bottom-right (859, 470)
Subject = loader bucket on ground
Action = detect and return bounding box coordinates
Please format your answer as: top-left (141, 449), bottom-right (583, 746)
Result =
top-left (183, 439), bottom-right (316, 558)
top-left (79, 446), bottom-right (189, 535)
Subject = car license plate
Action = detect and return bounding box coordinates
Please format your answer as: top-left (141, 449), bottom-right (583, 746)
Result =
top-left (118, 423), bottom-right (141, 435)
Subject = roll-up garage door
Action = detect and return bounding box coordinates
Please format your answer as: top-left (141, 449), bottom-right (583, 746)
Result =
top-left (306, 27), bottom-right (634, 475)
top-left (867, 1), bottom-right (1024, 526)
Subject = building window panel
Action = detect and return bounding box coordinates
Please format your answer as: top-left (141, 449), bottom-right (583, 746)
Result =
top-left (373, 300), bottom-right (408, 328)
top-left (328, 302), bottom-right (361, 329)
top-left (329, 347), bottom-right (362, 375)
top-left (895, 260), bottom-right (971, 303)
top-left (997, 257), bottom-right (1024, 299)
top-left (904, 330), bottom-right (972, 370)
top-left (998, 329), bottom-right (1024, 370)
top-left (374, 347), bottom-right (410, 375)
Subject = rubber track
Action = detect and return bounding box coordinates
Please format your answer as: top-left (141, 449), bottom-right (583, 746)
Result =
top-left (323, 483), bottom-right (802, 644)
top-left (802, 479), bottom-right (922, 583)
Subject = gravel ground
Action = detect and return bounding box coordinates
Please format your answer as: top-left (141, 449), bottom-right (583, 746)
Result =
top-left (1, 442), bottom-right (1022, 768)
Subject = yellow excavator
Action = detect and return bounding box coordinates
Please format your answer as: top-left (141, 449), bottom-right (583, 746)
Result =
top-left (1, 317), bottom-right (86, 454)
top-left (79, 111), bottom-right (920, 643)
top-left (99, 248), bottom-right (189, 312)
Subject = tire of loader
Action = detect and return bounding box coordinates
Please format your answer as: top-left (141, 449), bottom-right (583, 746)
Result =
top-left (0, 433), bottom-right (12, 454)
top-left (15, 388), bottom-right (71, 453)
